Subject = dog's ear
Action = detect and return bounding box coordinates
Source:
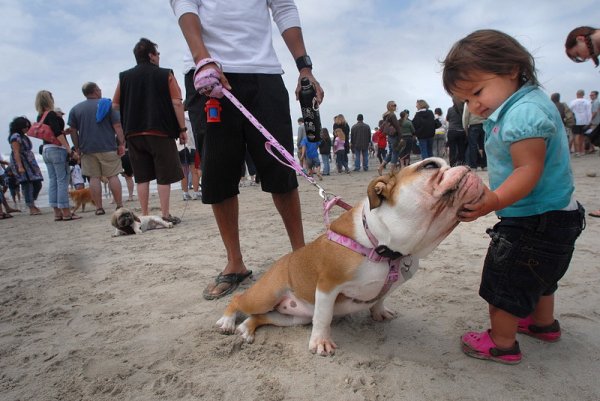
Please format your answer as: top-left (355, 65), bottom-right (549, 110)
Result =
top-left (110, 211), bottom-right (120, 228)
top-left (367, 175), bottom-right (395, 210)
top-left (133, 212), bottom-right (141, 223)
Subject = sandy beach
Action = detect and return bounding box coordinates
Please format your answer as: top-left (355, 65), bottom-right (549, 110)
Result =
top-left (1, 155), bottom-right (600, 401)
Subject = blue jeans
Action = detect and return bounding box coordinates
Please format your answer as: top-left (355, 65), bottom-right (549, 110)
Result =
top-left (320, 153), bottom-right (330, 175)
top-left (43, 146), bottom-right (70, 208)
top-left (21, 181), bottom-right (42, 207)
top-left (418, 137), bottom-right (434, 159)
top-left (353, 149), bottom-right (369, 171)
top-left (383, 136), bottom-right (400, 166)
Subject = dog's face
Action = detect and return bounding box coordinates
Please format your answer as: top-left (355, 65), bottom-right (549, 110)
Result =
top-left (111, 208), bottom-right (140, 233)
top-left (366, 157), bottom-right (483, 257)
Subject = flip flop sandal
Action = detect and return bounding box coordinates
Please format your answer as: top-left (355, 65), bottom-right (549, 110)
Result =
top-left (1, 213), bottom-right (13, 219)
top-left (588, 211), bottom-right (600, 218)
top-left (54, 216), bottom-right (63, 221)
top-left (203, 270), bottom-right (253, 300)
top-left (461, 330), bottom-right (521, 365)
top-left (63, 215), bottom-right (82, 221)
top-left (95, 208), bottom-right (106, 215)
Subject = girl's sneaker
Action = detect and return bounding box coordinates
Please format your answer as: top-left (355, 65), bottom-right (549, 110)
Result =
top-left (461, 330), bottom-right (522, 365)
top-left (517, 317), bottom-right (561, 342)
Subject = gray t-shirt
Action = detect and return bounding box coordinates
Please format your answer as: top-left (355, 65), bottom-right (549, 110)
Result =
top-left (68, 98), bottom-right (120, 154)
top-left (591, 99), bottom-right (600, 125)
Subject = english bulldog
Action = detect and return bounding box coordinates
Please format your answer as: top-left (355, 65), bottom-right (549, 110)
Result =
top-left (216, 157), bottom-right (484, 356)
top-left (111, 207), bottom-right (173, 237)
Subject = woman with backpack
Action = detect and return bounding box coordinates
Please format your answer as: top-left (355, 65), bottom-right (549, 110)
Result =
top-left (377, 101), bottom-right (403, 175)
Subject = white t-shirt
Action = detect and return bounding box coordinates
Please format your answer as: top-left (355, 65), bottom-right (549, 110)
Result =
top-left (171, 0), bottom-right (301, 74)
top-left (569, 98), bottom-right (592, 126)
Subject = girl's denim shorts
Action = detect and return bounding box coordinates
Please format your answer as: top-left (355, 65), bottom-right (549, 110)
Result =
top-left (479, 203), bottom-right (585, 318)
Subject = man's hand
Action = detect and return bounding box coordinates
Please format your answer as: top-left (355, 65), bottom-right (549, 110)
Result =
top-left (295, 71), bottom-right (324, 104)
top-left (193, 59), bottom-right (231, 98)
top-left (179, 131), bottom-right (188, 145)
top-left (116, 144), bottom-right (126, 157)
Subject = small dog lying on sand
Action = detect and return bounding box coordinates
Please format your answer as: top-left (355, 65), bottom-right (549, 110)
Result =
top-left (111, 208), bottom-right (173, 237)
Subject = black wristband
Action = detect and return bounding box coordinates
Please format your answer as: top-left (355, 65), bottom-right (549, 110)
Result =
top-left (295, 55), bottom-right (312, 72)
top-left (179, 127), bottom-right (188, 133)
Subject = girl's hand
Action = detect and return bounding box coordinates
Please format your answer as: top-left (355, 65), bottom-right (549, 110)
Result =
top-left (458, 186), bottom-right (499, 222)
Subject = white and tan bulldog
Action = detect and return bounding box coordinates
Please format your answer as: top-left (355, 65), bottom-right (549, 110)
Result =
top-left (111, 208), bottom-right (173, 237)
top-left (217, 158), bottom-right (484, 356)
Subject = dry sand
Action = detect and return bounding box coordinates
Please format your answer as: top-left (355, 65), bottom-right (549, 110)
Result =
top-left (1, 155), bottom-right (599, 401)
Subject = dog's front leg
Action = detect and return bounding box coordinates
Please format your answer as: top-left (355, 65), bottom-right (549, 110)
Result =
top-left (112, 229), bottom-right (124, 237)
top-left (309, 288), bottom-right (339, 356)
top-left (369, 298), bottom-right (397, 321)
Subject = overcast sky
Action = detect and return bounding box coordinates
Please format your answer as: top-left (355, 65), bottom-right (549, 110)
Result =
top-left (1, 0), bottom-right (599, 156)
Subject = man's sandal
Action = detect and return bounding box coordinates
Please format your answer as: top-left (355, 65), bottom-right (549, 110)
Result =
top-left (203, 271), bottom-right (253, 300)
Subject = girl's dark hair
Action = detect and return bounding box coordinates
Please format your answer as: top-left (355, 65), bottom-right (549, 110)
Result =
top-left (565, 26), bottom-right (595, 50)
top-left (442, 29), bottom-right (538, 95)
top-left (8, 116), bottom-right (31, 142)
top-left (565, 26), bottom-right (599, 67)
top-left (133, 37), bottom-right (158, 64)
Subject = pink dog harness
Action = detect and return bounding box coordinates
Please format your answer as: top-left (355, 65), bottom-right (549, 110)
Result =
top-left (325, 203), bottom-right (415, 304)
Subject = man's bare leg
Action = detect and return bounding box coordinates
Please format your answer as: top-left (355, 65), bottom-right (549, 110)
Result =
top-left (108, 175), bottom-right (123, 208)
top-left (137, 182), bottom-right (150, 215)
top-left (158, 184), bottom-right (171, 218)
top-left (89, 176), bottom-right (103, 211)
top-left (272, 188), bottom-right (305, 251)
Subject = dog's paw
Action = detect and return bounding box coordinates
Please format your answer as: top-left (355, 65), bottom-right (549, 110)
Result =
top-left (309, 336), bottom-right (337, 356)
top-left (216, 315), bottom-right (236, 334)
top-left (167, 222), bottom-right (174, 228)
top-left (370, 304), bottom-right (397, 321)
top-left (236, 319), bottom-right (255, 344)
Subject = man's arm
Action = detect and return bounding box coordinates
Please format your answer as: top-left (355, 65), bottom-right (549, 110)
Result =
top-left (169, 73), bottom-right (188, 145)
top-left (113, 122), bottom-right (126, 156)
top-left (175, 12), bottom-right (231, 92)
top-left (65, 127), bottom-right (79, 151)
top-left (280, 27), bottom-right (324, 103)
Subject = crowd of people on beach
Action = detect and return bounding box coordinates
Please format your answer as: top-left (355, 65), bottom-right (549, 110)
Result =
top-left (2, 0), bottom-right (600, 366)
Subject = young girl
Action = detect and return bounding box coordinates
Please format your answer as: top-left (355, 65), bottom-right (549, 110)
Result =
top-left (333, 128), bottom-right (349, 173)
top-left (442, 29), bottom-right (585, 365)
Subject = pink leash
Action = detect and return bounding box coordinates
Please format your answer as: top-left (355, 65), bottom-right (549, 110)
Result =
top-left (221, 88), bottom-right (352, 215)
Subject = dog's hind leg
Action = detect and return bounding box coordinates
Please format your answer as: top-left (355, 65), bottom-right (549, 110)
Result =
top-left (237, 312), bottom-right (312, 343)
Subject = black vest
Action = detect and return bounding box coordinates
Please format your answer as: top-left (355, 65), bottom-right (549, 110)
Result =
top-left (119, 62), bottom-right (179, 138)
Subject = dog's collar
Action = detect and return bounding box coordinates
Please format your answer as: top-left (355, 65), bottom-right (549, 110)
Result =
top-left (326, 203), bottom-right (405, 263)
top-left (326, 205), bottom-right (412, 304)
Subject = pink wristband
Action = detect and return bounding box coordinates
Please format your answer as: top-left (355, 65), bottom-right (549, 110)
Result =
top-left (194, 58), bottom-right (222, 75)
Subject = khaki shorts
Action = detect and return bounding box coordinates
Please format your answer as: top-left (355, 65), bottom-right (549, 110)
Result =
top-left (81, 151), bottom-right (123, 178)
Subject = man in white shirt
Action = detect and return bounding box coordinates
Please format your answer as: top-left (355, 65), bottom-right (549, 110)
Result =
top-left (171, 0), bottom-right (324, 300)
top-left (569, 89), bottom-right (592, 156)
